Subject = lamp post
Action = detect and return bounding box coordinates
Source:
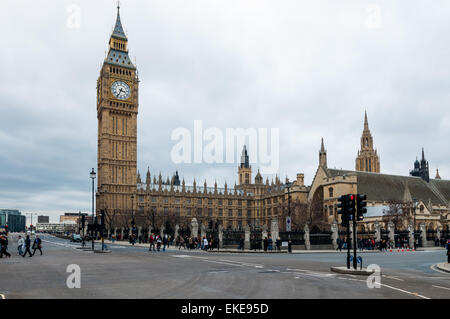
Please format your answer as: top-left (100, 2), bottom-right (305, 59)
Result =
top-left (131, 194), bottom-right (136, 239)
top-left (90, 168), bottom-right (96, 250)
top-left (412, 198), bottom-right (418, 249)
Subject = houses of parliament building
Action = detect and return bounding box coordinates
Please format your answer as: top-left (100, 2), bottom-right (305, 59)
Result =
top-left (95, 6), bottom-right (450, 234)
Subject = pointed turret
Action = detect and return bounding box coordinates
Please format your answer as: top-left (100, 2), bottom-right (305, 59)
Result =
top-left (319, 138), bottom-right (327, 168)
top-left (136, 170), bottom-right (142, 184)
top-left (146, 167), bottom-right (151, 185)
top-left (356, 111), bottom-right (380, 173)
top-left (255, 169), bottom-right (263, 184)
top-left (435, 169), bottom-right (441, 180)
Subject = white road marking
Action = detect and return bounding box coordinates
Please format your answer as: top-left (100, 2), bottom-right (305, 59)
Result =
top-left (382, 275), bottom-right (404, 282)
top-left (377, 283), bottom-right (430, 299)
top-left (203, 260), bottom-right (246, 267)
top-left (219, 259), bottom-right (263, 268)
top-left (432, 285), bottom-right (450, 291)
top-left (171, 255), bottom-right (191, 258)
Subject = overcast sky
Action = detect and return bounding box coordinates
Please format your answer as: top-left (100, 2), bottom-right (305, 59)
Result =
top-left (1, 0), bottom-right (449, 223)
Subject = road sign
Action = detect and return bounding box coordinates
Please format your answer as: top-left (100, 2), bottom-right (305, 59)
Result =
top-left (357, 256), bottom-right (362, 263)
top-left (286, 216), bottom-right (291, 232)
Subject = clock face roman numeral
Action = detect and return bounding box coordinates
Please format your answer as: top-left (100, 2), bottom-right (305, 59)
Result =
top-left (111, 81), bottom-right (131, 100)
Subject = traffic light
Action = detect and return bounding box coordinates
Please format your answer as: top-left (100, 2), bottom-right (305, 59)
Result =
top-left (347, 194), bottom-right (356, 220)
top-left (337, 195), bottom-right (348, 227)
top-left (356, 194), bottom-right (367, 221)
top-left (81, 214), bottom-right (86, 229)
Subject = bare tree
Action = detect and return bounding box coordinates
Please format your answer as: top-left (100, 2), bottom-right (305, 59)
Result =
top-left (382, 200), bottom-right (412, 231)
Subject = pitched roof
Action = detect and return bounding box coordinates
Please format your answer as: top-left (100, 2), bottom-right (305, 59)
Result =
top-left (326, 168), bottom-right (449, 205)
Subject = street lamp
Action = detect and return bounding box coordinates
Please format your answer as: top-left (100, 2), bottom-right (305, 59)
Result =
top-left (90, 168), bottom-right (96, 250)
top-left (131, 194), bottom-right (135, 226)
top-left (412, 198), bottom-right (418, 249)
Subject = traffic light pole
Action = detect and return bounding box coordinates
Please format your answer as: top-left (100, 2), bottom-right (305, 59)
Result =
top-left (346, 223), bottom-right (351, 269)
top-left (353, 217), bottom-right (357, 270)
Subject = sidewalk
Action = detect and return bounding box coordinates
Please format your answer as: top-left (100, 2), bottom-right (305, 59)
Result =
top-left (96, 240), bottom-right (387, 254)
top-left (436, 262), bottom-right (450, 273)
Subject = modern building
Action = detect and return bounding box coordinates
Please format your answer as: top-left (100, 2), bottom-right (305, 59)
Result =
top-left (60, 212), bottom-right (91, 224)
top-left (0, 209), bottom-right (26, 232)
top-left (37, 216), bottom-right (50, 224)
top-left (36, 221), bottom-right (77, 234)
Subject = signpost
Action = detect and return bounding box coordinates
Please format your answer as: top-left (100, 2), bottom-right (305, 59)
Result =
top-left (286, 216), bottom-right (291, 232)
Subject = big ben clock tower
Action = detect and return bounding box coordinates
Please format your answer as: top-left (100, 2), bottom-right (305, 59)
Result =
top-left (96, 4), bottom-right (138, 216)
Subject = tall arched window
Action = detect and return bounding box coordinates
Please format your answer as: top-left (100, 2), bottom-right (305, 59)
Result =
top-left (328, 187), bottom-right (333, 198)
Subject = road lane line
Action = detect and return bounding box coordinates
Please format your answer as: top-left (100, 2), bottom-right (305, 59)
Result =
top-left (203, 260), bottom-right (246, 267)
top-left (382, 275), bottom-right (404, 282)
top-left (432, 285), bottom-right (450, 291)
top-left (378, 283), bottom-right (430, 299)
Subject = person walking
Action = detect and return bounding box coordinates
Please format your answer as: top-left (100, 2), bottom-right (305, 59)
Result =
top-left (446, 239), bottom-right (450, 263)
top-left (149, 233), bottom-right (156, 251)
top-left (0, 234), bottom-right (11, 258)
top-left (337, 237), bottom-right (343, 252)
top-left (263, 237), bottom-right (268, 252)
top-left (179, 236), bottom-right (186, 250)
top-left (22, 235), bottom-right (33, 257)
top-left (268, 236), bottom-right (273, 251)
top-left (276, 237), bottom-right (282, 251)
top-left (156, 235), bottom-right (162, 251)
top-left (203, 236), bottom-right (209, 251)
top-left (17, 235), bottom-right (24, 256)
top-left (32, 235), bottom-right (43, 256)
top-left (163, 234), bottom-right (168, 252)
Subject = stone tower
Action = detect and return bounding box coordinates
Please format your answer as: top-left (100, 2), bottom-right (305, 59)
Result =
top-left (96, 4), bottom-right (139, 213)
top-left (410, 148), bottom-right (430, 182)
top-left (355, 111), bottom-right (380, 173)
top-left (238, 145), bottom-right (252, 185)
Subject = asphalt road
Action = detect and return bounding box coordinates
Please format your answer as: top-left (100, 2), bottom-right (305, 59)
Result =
top-left (0, 233), bottom-right (449, 299)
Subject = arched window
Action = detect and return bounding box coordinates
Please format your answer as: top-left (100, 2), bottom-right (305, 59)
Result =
top-left (328, 187), bottom-right (333, 198)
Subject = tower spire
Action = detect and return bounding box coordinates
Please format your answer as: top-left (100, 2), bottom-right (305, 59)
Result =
top-left (112, 2), bottom-right (127, 40)
top-left (319, 138), bottom-right (327, 168)
top-left (364, 110), bottom-right (369, 130)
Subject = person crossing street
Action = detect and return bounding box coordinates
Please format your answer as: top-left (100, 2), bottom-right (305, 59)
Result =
top-left (32, 235), bottom-right (43, 256)
top-left (22, 235), bottom-right (33, 257)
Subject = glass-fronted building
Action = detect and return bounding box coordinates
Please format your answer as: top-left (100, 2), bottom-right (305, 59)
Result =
top-left (0, 209), bottom-right (26, 232)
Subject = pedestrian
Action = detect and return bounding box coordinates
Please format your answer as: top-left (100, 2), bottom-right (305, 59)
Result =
top-left (268, 236), bottom-right (273, 251)
top-left (179, 236), bottom-right (186, 250)
top-left (263, 237), bottom-right (268, 251)
top-left (149, 233), bottom-right (156, 251)
top-left (156, 235), bottom-right (162, 251)
top-left (0, 234), bottom-right (11, 258)
top-left (17, 235), bottom-right (24, 256)
top-left (32, 235), bottom-right (43, 256)
top-left (446, 239), bottom-right (450, 263)
top-left (276, 237), bottom-right (282, 251)
top-left (203, 236), bottom-right (209, 251)
top-left (163, 234), bottom-right (168, 252)
top-left (23, 235), bottom-right (33, 257)
top-left (337, 237), bottom-right (343, 252)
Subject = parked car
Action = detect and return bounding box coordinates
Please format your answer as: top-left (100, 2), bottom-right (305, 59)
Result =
top-left (70, 234), bottom-right (82, 242)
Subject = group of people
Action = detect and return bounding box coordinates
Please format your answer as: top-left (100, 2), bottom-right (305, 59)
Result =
top-left (174, 235), bottom-right (219, 251)
top-left (0, 234), bottom-right (42, 258)
top-left (337, 237), bottom-right (393, 252)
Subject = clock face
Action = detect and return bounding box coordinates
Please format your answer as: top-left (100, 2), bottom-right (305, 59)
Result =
top-left (111, 81), bottom-right (131, 100)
